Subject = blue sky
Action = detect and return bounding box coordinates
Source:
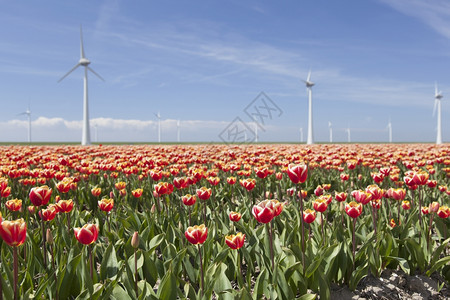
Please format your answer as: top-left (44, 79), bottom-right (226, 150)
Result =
top-left (0, 0), bottom-right (449, 143)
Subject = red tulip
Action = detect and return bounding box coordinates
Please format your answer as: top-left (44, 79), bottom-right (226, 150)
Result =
top-left (313, 198), bottom-right (328, 213)
top-left (287, 164), bottom-right (308, 184)
top-left (225, 232), bottom-right (245, 249)
top-left (115, 181), bottom-right (126, 190)
top-left (351, 190), bottom-right (372, 205)
top-left (98, 198), bottom-right (114, 212)
top-left (437, 206), bottom-right (450, 218)
top-left (335, 192), bottom-right (347, 202)
top-left (131, 188), bottom-right (143, 198)
top-left (229, 211), bottom-right (241, 222)
top-left (345, 201), bottom-right (363, 218)
top-left (196, 187), bottom-right (212, 201)
top-left (182, 194), bottom-right (197, 206)
top-left (226, 177), bottom-right (237, 185)
top-left (1, 186), bottom-right (11, 198)
top-left (173, 177), bottom-right (188, 189)
top-left (252, 199), bottom-right (284, 223)
top-left (0, 218), bottom-right (26, 247)
top-left (185, 224), bottom-right (208, 245)
top-left (391, 188), bottom-right (406, 201)
top-left (5, 199), bottom-right (22, 212)
top-left (303, 209), bottom-right (316, 224)
top-left (91, 187), bottom-right (102, 197)
top-left (74, 224), bottom-right (99, 245)
top-left (29, 185), bottom-right (52, 207)
top-left (401, 200), bottom-right (411, 210)
top-left (39, 206), bottom-right (57, 221)
top-left (429, 201), bottom-right (440, 213)
top-left (412, 171), bottom-right (429, 186)
top-left (55, 199), bottom-right (74, 213)
top-left (239, 178), bottom-right (256, 191)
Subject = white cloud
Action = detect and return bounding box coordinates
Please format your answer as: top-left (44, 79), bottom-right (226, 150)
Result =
top-left (379, 0), bottom-right (450, 39)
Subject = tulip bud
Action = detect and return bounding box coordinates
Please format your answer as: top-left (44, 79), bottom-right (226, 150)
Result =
top-left (46, 228), bottom-right (54, 245)
top-left (131, 231), bottom-right (139, 249)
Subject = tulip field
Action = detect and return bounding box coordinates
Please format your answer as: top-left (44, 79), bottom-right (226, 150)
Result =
top-left (0, 143), bottom-right (449, 299)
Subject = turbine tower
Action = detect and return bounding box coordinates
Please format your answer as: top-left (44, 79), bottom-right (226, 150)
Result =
top-left (387, 119), bottom-right (392, 143)
top-left (346, 126), bottom-right (351, 143)
top-left (18, 105), bottom-right (32, 143)
top-left (58, 25), bottom-right (104, 146)
top-left (328, 121), bottom-right (333, 143)
top-left (177, 120), bottom-right (180, 142)
top-left (302, 70), bottom-right (315, 145)
top-left (155, 112), bottom-right (161, 143)
top-left (434, 83), bottom-right (443, 145)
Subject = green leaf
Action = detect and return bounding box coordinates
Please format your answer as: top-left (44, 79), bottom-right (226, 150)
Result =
top-left (426, 256), bottom-right (450, 277)
top-left (430, 237), bottom-right (450, 267)
top-left (156, 269), bottom-right (178, 300)
top-left (111, 285), bottom-right (133, 300)
top-left (100, 244), bottom-right (119, 280)
top-left (252, 268), bottom-right (267, 300)
top-left (349, 263), bottom-right (368, 291)
top-left (298, 294), bottom-right (317, 300)
top-left (305, 256), bottom-right (323, 278)
top-left (387, 256), bottom-right (410, 275)
top-left (148, 233), bottom-right (165, 254)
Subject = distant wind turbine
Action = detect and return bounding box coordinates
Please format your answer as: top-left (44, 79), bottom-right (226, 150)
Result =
top-left (177, 120), bottom-right (181, 142)
top-left (302, 70), bottom-right (315, 145)
top-left (328, 121), bottom-right (333, 143)
top-left (346, 126), bottom-right (351, 143)
top-left (433, 83), bottom-right (443, 145)
top-left (387, 119), bottom-right (392, 143)
top-left (299, 127), bottom-right (303, 143)
top-left (18, 105), bottom-right (32, 143)
top-left (155, 112), bottom-right (161, 143)
top-left (58, 25), bottom-right (104, 146)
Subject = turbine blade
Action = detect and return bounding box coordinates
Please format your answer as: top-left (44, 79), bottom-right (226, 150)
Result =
top-left (87, 67), bottom-right (105, 81)
top-left (435, 82), bottom-right (438, 96)
top-left (58, 63), bottom-right (81, 82)
top-left (307, 69), bottom-right (311, 82)
top-left (80, 25), bottom-right (85, 59)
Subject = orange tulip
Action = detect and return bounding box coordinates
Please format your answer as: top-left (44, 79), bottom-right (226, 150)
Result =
top-left (0, 218), bottom-right (26, 247)
top-left (225, 232), bottom-right (245, 249)
top-left (74, 223), bottom-right (99, 245)
top-left (185, 224), bottom-right (208, 245)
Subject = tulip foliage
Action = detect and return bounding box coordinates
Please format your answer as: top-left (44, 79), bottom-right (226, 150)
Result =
top-left (0, 144), bottom-right (448, 299)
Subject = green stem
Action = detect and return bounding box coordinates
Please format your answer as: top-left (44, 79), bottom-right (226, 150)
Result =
top-left (352, 218), bottom-right (356, 271)
top-left (299, 185), bottom-right (305, 272)
top-left (13, 247), bottom-right (18, 300)
top-left (134, 248), bottom-right (138, 298)
top-left (41, 217), bottom-right (47, 267)
top-left (268, 222), bottom-right (275, 269)
top-left (198, 244), bottom-right (204, 297)
top-left (89, 245), bottom-right (93, 280)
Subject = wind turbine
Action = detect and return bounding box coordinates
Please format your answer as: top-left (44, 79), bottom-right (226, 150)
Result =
top-left (346, 126), bottom-right (351, 143)
top-left (177, 120), bottom-right (181, 142)
top-left (58, 25), bottom-right (104, 146)
top-left (387, 119), bottom-right (392, 143)
top-left (302, 70), bottom-right (315, 145)
top-left (433, 83), bottom-right (443, 145)
top-left (154, 112), bottom-right (161, 143)
top-left (328, 121), bottom-right (333, 143)
top-left (18, 105), bottom-right (32, 143)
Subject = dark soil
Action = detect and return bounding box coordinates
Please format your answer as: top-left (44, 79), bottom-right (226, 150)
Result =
top-left (330, 269), bottom-right (450, 300)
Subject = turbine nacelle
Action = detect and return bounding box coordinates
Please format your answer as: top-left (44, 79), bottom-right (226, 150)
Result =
top-left (79, 57), bottom-right (91, 66)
